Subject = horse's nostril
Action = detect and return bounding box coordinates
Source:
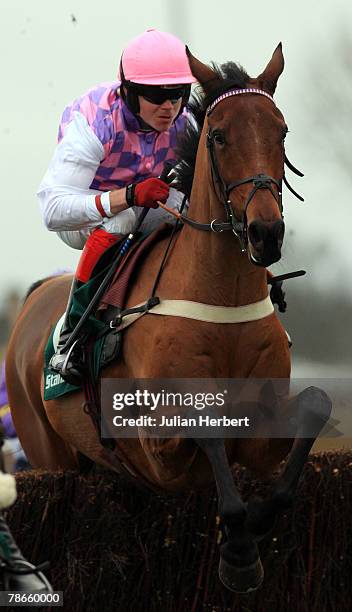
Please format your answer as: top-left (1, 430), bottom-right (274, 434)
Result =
top-left (248, 222), bottom-right (267, 247)
top-left (249, 220), bottom-right (285, 251)
top-left (273, 219), bottom-right (285, 242)
top-left (250, 226), bottom-right (260, 245)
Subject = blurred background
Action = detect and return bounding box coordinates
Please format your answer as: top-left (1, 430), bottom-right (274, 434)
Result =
top-left (1, 0), bottom-right (351, 380)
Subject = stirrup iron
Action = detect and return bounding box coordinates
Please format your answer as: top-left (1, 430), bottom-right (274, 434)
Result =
top-left (60, 339), bottom-right (80, 378)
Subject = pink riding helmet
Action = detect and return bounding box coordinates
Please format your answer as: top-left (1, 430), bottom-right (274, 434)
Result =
top-left (119, 29), bottom-right (197, 85)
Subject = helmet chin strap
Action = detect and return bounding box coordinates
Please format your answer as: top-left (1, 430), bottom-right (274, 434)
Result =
top-left (135, 115), bottom-right (155, 132)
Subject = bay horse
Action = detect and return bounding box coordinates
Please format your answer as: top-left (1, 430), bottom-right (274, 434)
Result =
top-left (6, 45), bottom-right (331, 593)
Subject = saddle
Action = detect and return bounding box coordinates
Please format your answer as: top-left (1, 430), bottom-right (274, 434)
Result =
top-left (97, 223), bottom-right (174, 369)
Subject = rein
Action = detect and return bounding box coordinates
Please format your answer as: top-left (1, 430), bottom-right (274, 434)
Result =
top-left (159, 88), bottom-right (304, 252)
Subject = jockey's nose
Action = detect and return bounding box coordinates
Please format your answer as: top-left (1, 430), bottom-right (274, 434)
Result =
top-left (248, 219), bottom-right (285, 265)
top-left (160, 99), bottom-right (174, 109)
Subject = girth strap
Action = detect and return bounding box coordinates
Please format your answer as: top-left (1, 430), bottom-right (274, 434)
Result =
top-left (110, 295), bottom-right (274, 332)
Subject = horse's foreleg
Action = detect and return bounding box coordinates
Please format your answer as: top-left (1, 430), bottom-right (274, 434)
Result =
top-left (195, 437), bottom-right (263, 593)
top-left (246, 386), bottom-right (332, 540)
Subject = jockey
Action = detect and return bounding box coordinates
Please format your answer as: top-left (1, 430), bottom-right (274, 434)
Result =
top-left (37, 29), bottom-right (197, 383)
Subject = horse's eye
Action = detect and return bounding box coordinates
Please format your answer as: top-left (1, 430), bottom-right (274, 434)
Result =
top-left (283, 126), bottom-right (289, 140)
top-left (213, 131), bottom-right (226, 146)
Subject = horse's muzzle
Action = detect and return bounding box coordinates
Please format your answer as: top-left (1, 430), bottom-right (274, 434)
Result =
top-left (247, 219), bottom-right (285, 267)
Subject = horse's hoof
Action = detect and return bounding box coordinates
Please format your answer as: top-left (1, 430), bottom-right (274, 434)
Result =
top-left (218, 556), bottom-right (264, 593)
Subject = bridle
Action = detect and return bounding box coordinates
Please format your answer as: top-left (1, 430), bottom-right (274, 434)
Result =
top-left (180, 87), bottom-right (304, 253)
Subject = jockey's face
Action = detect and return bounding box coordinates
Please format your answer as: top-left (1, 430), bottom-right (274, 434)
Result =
top-left (138, 95), bottom-right (182, 132)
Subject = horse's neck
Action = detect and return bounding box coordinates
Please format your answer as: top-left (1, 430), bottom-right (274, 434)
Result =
top-left (172, 165), bottom-right (268, 307)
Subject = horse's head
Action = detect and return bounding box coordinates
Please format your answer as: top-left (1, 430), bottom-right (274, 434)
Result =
top-left (188, 45), bottom-right (287, 267)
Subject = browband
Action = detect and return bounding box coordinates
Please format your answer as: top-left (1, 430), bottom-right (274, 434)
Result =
top-left (207, 88), bottom-right (275, 115)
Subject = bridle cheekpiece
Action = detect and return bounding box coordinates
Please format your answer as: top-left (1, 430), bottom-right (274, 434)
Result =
top-left (203, 88), bottom-right (303, 251)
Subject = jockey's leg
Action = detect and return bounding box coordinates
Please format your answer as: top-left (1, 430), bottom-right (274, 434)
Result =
top-left (49, 228), bottom-right (121, 383)
top-left (0, 512), bottom-right (53, 592)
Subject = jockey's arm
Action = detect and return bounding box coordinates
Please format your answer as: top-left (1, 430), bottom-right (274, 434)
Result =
top-left (37, 112), bottom-right (132, 233)
top-left (37, 111), bottom-right (185, 249)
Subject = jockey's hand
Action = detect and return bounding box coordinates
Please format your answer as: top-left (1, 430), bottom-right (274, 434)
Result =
top-left (270, 280), bottom-right (287, 313)
top-left (126, 178), bottom-right (170, 209)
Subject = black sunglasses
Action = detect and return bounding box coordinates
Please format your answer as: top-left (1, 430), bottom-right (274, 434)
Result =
top-left (132, 84), bottom-right (189, 105)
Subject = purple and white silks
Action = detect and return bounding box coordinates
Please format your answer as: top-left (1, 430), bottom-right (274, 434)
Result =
top-left (58, 82), bottom-right (188, 192)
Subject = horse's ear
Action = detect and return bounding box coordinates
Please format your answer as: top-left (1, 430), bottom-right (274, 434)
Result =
top-left (256, 43), bottom-right (284, 95)
top-left (186, 46), bottom-right (221, 93)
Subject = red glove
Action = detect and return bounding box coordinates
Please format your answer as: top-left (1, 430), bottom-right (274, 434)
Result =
top-left (126, 178), bottom-right (170, 209)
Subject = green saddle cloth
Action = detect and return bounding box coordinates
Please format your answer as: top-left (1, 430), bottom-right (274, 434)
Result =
top-left (43, 328), bottom-right (105, 401)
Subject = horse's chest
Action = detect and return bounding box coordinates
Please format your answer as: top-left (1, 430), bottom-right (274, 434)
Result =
top-left (125, 314), bottom-right (289, 378)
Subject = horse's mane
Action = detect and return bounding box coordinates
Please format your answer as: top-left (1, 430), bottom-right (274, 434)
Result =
top-left (175, 62), bottom-right (250, 198)
top-left (23, 274), bottom-right (70, 303)
top-left (23, 278), bottom-right (52, 303)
